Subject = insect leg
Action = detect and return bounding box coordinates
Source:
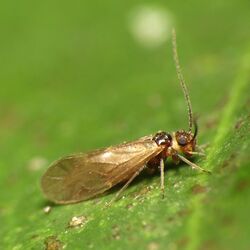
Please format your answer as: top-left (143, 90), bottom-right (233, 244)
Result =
top-left (107, 164), bottom-right (146, 206)
top-left (187, 151), bottom-right (206, 156)
top-left (177, 154), bottom-right (211, 174)
top-left (160, 158), bottom-right (165, 199)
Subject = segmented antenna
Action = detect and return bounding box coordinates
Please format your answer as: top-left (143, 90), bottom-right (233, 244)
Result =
top-left (172, 28), bottom-right (193, 131)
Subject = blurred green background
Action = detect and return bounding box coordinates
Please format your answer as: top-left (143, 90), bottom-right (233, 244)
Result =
top-left (0, 1), bottom-right (250, 249)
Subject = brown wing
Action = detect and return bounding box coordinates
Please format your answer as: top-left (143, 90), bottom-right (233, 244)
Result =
top-left (41, 135), bottom-right (164, 204)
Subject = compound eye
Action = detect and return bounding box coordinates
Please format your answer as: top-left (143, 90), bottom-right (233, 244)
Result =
top-left (177, 135), bottom-right (187, 146)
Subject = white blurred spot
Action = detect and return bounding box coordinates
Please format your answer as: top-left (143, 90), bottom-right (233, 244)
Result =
top-left (129, 5), bottom-right (174, 48)
top-left (43, 206), bottom-right (52, 214)
top-left (27, 156), bottom-right (48, 171)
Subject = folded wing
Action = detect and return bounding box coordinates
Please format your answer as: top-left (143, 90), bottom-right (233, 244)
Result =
top-left (41, 135), bottom-right (164, 204)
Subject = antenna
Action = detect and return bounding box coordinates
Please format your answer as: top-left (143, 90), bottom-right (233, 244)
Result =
top-left (172, 28), bottom-right (193, 131)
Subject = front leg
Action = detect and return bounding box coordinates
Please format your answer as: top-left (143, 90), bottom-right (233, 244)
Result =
top-left (160, 158), bottom-right (165, 199)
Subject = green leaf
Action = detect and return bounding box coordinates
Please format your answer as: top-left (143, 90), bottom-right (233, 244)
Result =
top-left (1, 1), bottom-right (250, 250)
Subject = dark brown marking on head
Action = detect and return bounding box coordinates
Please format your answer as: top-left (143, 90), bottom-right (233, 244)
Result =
top-left (153, 132), bottom-right (172, 146)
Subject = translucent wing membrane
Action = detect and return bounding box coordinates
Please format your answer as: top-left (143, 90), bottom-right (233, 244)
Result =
top-left (41, 136), bottom-right (164, 204)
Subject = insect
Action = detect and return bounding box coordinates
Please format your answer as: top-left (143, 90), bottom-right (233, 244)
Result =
top-left (41, 29), bottom-right (210, 205)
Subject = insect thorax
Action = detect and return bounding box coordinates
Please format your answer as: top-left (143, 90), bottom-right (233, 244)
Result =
top-left (153, 132), bottom-right (172, 146)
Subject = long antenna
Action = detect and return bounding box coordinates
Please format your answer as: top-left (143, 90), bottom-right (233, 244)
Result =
top-left (172, 28), bottom-right (193, 131)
